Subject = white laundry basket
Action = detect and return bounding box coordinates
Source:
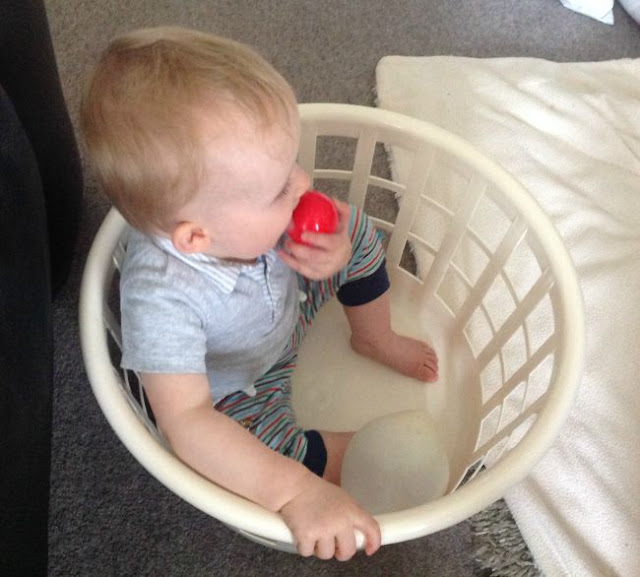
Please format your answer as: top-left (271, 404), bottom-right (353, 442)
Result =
top-left (80, 103), bottom-right (584, 552)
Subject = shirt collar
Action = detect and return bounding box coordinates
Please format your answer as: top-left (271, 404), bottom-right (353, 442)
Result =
top-left (152, 236), bottom-right (279, 294)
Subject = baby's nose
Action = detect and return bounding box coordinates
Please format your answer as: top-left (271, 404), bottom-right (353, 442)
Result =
top-left (299, 170), bottom-right (312, 194)
top-left (294, 186), bottom-right (308, 204)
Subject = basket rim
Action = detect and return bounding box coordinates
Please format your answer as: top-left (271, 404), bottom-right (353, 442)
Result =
top-left (80, 103), bottom-right (585, 548)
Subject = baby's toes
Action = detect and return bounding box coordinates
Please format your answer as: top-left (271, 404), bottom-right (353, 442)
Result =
top-left (421, 346), bottom-right (439, 382)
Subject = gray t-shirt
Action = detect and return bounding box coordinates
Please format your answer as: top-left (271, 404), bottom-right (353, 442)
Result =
top-left (120, 229), bottom-right (300, 402)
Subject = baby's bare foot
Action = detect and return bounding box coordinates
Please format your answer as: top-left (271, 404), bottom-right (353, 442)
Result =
top-left (350, 331), bottom-right (439, 383)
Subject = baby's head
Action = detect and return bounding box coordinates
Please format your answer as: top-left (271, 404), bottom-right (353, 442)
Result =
top-left (81, 27), bottom-right (300, 239)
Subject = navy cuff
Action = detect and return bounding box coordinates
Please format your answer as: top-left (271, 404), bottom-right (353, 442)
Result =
top-left (337, 259), bottom-right (390, 307)
top-left (302, 430), bottom-right (327, 477)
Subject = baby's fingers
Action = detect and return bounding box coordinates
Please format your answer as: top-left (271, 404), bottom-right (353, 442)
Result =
top-left (314, 536), bottom-right (337, 560)
top-left (302, 199), bottom-right (351, 245)
top-left (296, 537), bottom-right (315, 558)
top-left (334, 198), bottom-right (352, 228)
top-left (334, 529), bottom-right (357, 561)
top-left (358, 519), bottom-right (382, 556)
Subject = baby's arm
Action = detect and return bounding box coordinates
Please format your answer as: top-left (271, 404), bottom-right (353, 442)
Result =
top-left (141, 372), bottom-right (381, 560)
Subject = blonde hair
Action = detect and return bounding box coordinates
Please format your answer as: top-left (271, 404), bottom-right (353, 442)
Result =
top-left (80, 27), bottom-right (297, 233)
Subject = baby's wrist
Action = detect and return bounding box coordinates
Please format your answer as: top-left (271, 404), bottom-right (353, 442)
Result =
top-left (267, 462), bottom-right (318, 513)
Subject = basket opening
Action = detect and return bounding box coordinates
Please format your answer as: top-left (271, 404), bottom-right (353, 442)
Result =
top-left (90, 107), bottom-right (572, 524)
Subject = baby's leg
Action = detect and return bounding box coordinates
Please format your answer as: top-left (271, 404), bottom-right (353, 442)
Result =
top-left (344, 290), bottom-right (439, 383)
top-left (328, 206), bottom-right (438, 382)
top-left (319, 431), bottom-right (354, 485)
top-left (215, 355), bottom-right (353, 482)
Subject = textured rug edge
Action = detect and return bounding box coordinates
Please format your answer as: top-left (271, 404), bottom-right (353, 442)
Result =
top-left (470, 500), bottom-right (541, 577)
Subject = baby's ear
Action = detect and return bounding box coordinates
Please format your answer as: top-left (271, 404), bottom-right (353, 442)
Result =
top-left (171, 221), bottom-right (212, 254)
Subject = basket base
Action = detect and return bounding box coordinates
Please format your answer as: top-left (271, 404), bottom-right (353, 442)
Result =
top-left (292, 276), bottom-right (481, 492)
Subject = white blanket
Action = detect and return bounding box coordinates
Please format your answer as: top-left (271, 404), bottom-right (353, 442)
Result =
top-left (376, 56), bottom-right (640, 577)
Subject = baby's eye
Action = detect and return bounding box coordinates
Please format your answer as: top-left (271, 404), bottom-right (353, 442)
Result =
top-left (279, 184), bottom-right (291, 197)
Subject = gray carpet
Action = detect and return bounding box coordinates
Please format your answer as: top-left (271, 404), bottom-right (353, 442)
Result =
top-left (46, 1), bottom-right (640, 575)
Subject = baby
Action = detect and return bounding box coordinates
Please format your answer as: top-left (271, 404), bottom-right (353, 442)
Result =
top-left (81, 26), bottom-right (438, 561)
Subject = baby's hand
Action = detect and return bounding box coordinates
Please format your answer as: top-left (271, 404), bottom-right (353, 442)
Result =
top-left (278, 200), bottom-right (352, 280)
top-left (279, 472), bottom-right (381, 560)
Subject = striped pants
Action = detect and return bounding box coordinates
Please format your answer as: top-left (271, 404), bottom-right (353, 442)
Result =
top-left (214, 206), bottom-right (389, 465)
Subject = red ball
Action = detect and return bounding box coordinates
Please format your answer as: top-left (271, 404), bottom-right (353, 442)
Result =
top-left (287, 190), bottom-right (339, 244)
